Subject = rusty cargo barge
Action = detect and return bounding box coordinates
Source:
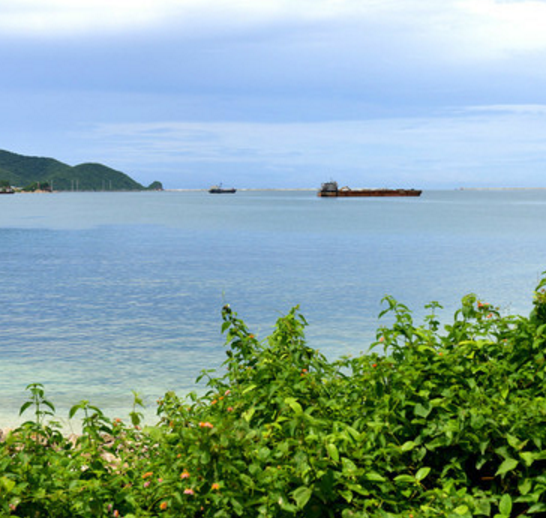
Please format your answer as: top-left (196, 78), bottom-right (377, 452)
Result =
top-left (318, 181), bottom-right (421, 198)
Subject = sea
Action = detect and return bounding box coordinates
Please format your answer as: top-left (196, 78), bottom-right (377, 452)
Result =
top-left (1, 189), bottom-right (546, 429)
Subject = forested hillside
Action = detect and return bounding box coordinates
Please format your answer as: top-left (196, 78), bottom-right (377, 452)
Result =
top-left (0, 149), bottom-right (162, 191)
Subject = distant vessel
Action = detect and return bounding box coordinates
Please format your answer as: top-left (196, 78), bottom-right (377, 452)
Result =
top-left (318, 181), bottom-right (421, 198)
top-left (209, 184), bottom-right (236, 194)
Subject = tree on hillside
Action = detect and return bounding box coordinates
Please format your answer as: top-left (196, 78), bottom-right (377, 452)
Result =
top-left (0, 179), bottom-right (13, 192)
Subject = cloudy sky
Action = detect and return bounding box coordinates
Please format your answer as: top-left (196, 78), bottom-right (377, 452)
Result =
top-left (2, 0), bottom-right (546, 189)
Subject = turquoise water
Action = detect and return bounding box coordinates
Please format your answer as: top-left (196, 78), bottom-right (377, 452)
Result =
top-left (1, 189), bottom-right (545, 427)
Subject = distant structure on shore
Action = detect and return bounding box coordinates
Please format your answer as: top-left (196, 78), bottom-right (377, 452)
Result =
top-left (317, 181), bottom-right (422, 198)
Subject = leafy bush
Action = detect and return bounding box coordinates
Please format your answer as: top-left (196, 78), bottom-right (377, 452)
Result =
top-left (3, 278), bottom-right (546, 517)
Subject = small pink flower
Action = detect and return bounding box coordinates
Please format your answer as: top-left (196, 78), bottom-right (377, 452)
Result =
top-left (184, 488), bottom-right (195, 495)
top-left (158, 478), bottom-right (163, 483)
top-left (227, 406), bottom-right (234, 412)
top-left (143, 481), bottom-right (150, 488)
top-left (180, 471), bottom-right (190, 479)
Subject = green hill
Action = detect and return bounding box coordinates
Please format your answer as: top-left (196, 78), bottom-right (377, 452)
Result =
top-left (0, 149), bottom-right (162, 191)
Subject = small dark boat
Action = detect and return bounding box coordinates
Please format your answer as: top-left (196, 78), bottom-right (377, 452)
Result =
top-left (209, 184), bottom-right (236, 194)
top-left (318, 181), bottom-right (421, 198)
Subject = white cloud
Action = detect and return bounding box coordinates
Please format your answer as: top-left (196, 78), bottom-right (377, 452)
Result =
top-left (0, 0), bottom-right (373, 36)
top-left (464, 104), bottom-right (546, 115)
top-left (456, 0), bottom-right (546, 54)
top-left (0, 0), bottom-right (185, 35)
top-left (3, 0), bottom-right (546, 58)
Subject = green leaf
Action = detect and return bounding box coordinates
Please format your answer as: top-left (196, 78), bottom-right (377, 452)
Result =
top-left (19, 401), bottom-right (33, 416)
top-left (363, 472), bottom-right (387, 482)
top-left (527, 502), bottom-right (546, 514)
top-left (415, 467), bottom-right (431, 482)
top-left (239, 473), bottom-right (254, 489)
top-left (345, 426), bottom-right (361, 441)
top-left (292, 486), bottom-right (313, 509)
top-left (534, 449), bottom-right (546, 461)
top-left (144, 425), bottom-right (164, 442)
top-left (130, 411), bottom-right (141, 427)
top-left (285, 397), bottom-right (303, 415)
top-left (394, 475), bottom-right (415, 484)
top-left (495, 458), bottom-right (518, 477)
top-left (474, 499), bottom-right (491, 516)
top-left (278, 496), bottom-right (298, 513)
top-left (347, 483), bottom-right (369, 496)
top-left (0, 477), bottom-right (16, 493)
top-left (414, 403), bottom-right (432, 418)
top-left (499, 494), bottom-right (512, 516)
top-left (401, 441), bottom-right (417, 452)
top-left (519, 478), bottom-right (532, 496)
top-left (43, 400), bottom-right (55, 412)
top-left (326, 443), bottom-right (339, 462)
top-left (520, 451), bottom-right (535, 467)
top-left (341, 457), bottom-right (358, 476)
top-left (68, 404), bottom-right (82, 419)
top-left (230, 497), bottom-right (244, 516)
top-left (506, 434), bottom-right (521, 450)
top-left (256, 447), bottom-right (271, 462)
top-left (242, 407), bottom-right (256, 423)
top-left (339, 489), bottom-right (353, 503)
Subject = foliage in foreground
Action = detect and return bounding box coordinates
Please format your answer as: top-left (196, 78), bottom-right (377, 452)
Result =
top-left (4, 280), bottom-right (546, 517)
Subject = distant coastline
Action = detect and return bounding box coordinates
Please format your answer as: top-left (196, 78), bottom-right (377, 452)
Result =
top-left (0, 149), bottom-right (163, 192)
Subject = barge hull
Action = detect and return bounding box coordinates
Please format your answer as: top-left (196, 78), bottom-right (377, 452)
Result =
top-left (318, 189), bottom-right (422, 197)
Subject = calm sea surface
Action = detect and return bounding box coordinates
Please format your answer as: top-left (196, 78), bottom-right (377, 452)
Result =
top-left (1, 189), bottom-right (545, 427)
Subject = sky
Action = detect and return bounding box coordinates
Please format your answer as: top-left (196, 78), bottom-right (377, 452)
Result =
top-left (2, 0), bottom-right (546, 189)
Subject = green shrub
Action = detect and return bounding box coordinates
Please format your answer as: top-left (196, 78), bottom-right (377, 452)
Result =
top-left (4, 278), bottom-right (546, 516)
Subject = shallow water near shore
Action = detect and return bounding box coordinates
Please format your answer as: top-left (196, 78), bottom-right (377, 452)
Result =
top-left (1, 189), bottom-right (546, 428)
